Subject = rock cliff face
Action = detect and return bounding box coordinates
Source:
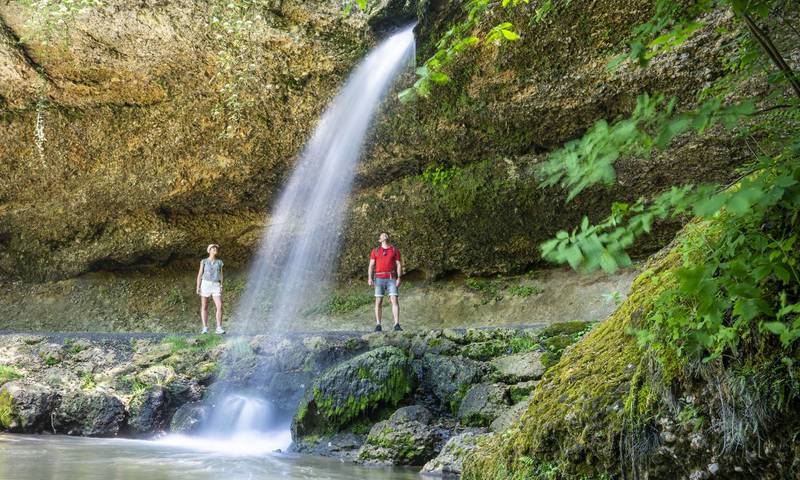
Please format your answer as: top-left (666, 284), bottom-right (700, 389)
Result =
top-left (1, 0), bottom-right (749, 283)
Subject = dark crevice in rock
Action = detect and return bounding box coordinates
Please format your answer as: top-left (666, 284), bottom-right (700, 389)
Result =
top-left (0, 13), bottom-right (54, 85)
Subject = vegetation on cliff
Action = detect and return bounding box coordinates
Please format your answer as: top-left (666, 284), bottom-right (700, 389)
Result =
top-left (457, 0), bottom-right (800, 477)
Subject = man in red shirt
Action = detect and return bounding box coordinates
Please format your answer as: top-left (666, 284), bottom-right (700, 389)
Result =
top-left (368, 232), bottom-right (402, 332)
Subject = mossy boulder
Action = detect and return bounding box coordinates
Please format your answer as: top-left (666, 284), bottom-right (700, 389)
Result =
top-left (126, 385), bottom-right (167, 434)
top-left (420, 353), bottom-right (485, 409)
top-left (489, 351), bottom-right (546, 383)
top-left (292, 346), bottom-right (414, 438)
top-left (357, 405), bottom-right (440, 465)
top-left (461, 340), bottom-right (509, 361)
top-left (53, 390), bottom-right (126, 436)
top-left (0, 381), bottom-right (58, 433)
top-left (422, 430), bottom-right (490, 477)
top-left (457, 383), bottom-right (511, 428)
top-left (463, 223), bottom-right (800, 478)
top-left (169, 401), bottom-right (209, 434)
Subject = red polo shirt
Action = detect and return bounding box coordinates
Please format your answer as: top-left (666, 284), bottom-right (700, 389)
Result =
top-left (371, 245), bottom-right (401, 278)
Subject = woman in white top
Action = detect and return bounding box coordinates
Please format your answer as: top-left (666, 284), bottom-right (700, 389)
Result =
top-left (196, 244), bottom-right (226, 334)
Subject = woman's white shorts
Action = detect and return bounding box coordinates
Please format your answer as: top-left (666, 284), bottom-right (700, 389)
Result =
top-left (200, 280), bottom-right (222, 298)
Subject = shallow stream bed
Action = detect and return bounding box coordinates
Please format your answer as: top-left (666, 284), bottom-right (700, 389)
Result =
top-left (0, 434), bottom-right (420, 480)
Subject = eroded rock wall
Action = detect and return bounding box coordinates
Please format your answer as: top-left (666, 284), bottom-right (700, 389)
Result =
top-left (1, 1), bottom-right (750, 284)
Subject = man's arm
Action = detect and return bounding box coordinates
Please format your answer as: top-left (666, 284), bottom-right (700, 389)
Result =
top-left (368, 259), bottom-right (376, 286)
top-left (395, 259), bottom-right (402, 287)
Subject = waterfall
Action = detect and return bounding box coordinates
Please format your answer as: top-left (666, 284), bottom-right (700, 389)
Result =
top-left (234, 25), bottom-right (416, 333)
top-left (179, 26), bottom-right (416, 452)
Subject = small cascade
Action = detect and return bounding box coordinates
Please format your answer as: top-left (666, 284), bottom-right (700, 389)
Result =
top-left (159, 394), bottom-right (292, 455)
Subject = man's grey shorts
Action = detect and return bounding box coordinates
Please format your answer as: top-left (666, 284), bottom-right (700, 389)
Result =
top-left (374, 277), bottom-right (398, 297)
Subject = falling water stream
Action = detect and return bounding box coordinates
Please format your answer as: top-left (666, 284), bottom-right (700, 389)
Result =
top-left (160, 25), bottom-right (418, 464)
top-left (236, 25), bottom-right (416, 333)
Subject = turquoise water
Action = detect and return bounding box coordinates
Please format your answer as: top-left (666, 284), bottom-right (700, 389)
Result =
top-left (0, 434), bottom-right (420, 480)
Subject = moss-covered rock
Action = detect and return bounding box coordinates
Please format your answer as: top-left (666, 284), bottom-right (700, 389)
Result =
top-left (357, 405), bottom-right (439, 465)
top-left (489, 351), bottom-right (546, 383)
top-left (54, 389), bottom-right (126, 436)
top-left (422, 430), bottom-right (490, 477)
top-left (291, 346), bottom-right (414, 438)
top-left (126, 385), bottom-right (167, 434)
top-left (463, 223), bottom-right (800, 478)
top-left (169, 401), bottom-right (209, 434)
top-left (419, 353), bottom-right (485, 411)
top-left (457, 383), bottom-right (510, 428)
top-left (0, 381), bottom-right (58, 432)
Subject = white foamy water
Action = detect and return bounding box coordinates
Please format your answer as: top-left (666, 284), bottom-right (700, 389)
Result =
top-left (156, 431), bottom-right (292, 456)
top-left (235, 25), bottom-right (416, 332)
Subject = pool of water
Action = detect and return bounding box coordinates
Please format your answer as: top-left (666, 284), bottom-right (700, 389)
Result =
top-left (0, 434), bottom-right (421, 480)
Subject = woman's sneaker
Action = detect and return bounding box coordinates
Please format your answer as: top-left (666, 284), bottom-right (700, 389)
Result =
top-left (201, 327), bottom-right (208, 334)
top-left (215, 327), bottom-right (226, 335)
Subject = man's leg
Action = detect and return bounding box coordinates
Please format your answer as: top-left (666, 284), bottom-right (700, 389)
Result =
top-left (200, 296), bottom-right (209, 329)
top-left (374, 296), bottom-right (383, 325)
top-left (389, 295), bottom-right (399, 325)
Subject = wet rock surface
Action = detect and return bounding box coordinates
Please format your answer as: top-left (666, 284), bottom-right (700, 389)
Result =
top-left (53, 390), bottom-right (126, 437)
top-left (0, 380), bottom-right (58, 433)
top-left (0, 325), bottom-right (586, 465)
top-left (421, 430), bottom-right (489, 477)
top-left (291, 346), bottom-right (415, 437)
top-left (357, 405), bottom-right (441, 466)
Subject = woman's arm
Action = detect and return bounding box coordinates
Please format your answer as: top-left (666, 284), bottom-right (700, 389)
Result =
top-left (219, 266), bottom-right (224, 290)
top-left (196, 261), bottom-right (204, 294)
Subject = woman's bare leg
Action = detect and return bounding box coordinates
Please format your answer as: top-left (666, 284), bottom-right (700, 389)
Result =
top-left (213, 295), bottom-right (223, 328)
top-left (200, 296), bottom-right (209, 329)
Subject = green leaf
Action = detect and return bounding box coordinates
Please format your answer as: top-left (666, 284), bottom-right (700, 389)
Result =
top-left (501, 29), bottom-right (520, 41)
top-left (564, 245), bottom-right (584, 269)
top-left (429, 72), bottom-right (451, 84)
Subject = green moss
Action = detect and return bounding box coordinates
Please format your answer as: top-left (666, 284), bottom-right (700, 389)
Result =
top-left (44, 357), bottom-right (60, 366)
top-left (510, 383), bottom-right (537, 404)
top-left (539, 321), bottom-right (593, 338)
top-left (163, 334), bottom-right (224, 353)
top-left (344, 337), bottom-right (362, 351)
top-left (81, 372), bottom-right (96, 390)
top-left (295, 346), bottom-right (414, 436)
top-left (508, 335), bottom-right (540, 353)
top-left (0, 390), bottom-right (14, 429)
top-left (449, 382), bottom-right (472, 414)
top-left (463, 233), bottom-right (684, 479)
top-left (461, 340), bottom-right (508, 360)
top-left (542, 334), bottom-right (574, 353)
top-left (305, 292), bottom-right (373, 316)
top-left (0, 366), bottom-right (22, 386)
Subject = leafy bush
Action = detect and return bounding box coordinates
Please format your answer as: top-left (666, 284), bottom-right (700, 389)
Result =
top-left (536, 0), bottom-right (800, 364)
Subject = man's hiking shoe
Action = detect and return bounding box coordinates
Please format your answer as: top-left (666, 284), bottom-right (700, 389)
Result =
top-left (201, 327), bottom-right (208, 334)
top-left (393, 324), bottom-right (403, 331)
top-left (215, 327), bottom-right (226, 335)
top-left (375, 324), bottom-right (382, 332)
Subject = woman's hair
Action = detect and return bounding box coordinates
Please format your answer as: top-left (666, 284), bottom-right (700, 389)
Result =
top-left (207, 244), bottom-right (220, 253)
